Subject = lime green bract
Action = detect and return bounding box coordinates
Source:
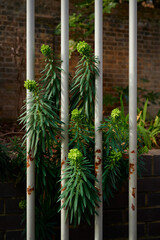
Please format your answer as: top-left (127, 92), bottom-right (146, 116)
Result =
top-left (111, 108), bottom-right (121, 120)
top-left (24, 80), bottom-right (38, 92)
top-left (68, 148), bottom-right (83, 166)
top-left (71, 109), bottom-right (82, 121)
top-left (77, 41), bottom-right (92, 56)
top-left (19, 200), bottom-right (26, 210)
top-left (41, 44), bottom-right (51, 57)
top-left (109, 150), bottom-right (122, 163)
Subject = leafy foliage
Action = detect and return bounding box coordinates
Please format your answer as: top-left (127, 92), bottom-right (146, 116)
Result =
top-left (12, 41), bottom-right (160, 239)
top-left (0, 142), bottom-right (11, 181)
top-left (40, 45), bottom-right (61, 110)
top-left (70, 41), bottom-right (99, 121)
top-left (20, 197), bottom-right (57, 240)
top-left (103, 150), bottom-right (124, 202)
top-left (60, 149), bottom-right (100, 225)
top-left (100, 108), bottom-right (128, 201)
top-left (69, 39), bottom-right (77, 58)
top-left (54, 0), bottom-right (118, 40)
top-left (15, 138), bottom-right (60, 240)
top-left (115, 79), bottom-right (160, 108)
top-left (35, 198), bottom-right (57, 240)
top-left (20, 79), bottom-right (61, 157)
top-left (100, 104), bottom-right (147, 202)
top-left (137, 99), bottom-right (160, 148)
top-left (9, 137), bottom-right (26, 184)
top-left (69, 109), bottom-right (94, 161)
top-left (17, 45), bottom-right (62, 239)
top-left (103, 93), bottom-right (118, 107)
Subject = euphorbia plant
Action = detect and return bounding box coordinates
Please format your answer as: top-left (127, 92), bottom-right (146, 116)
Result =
top-left (60, 148), bottom-right (100, 225)
top-left (40, 44), bottom-right (61, 110)
top-left (100, 107), bottom-right (147, 202)
top-left (69, 108), bottom-right (94, 159)
top-left (20, 79), bottom-right (61, 156)
top-left (19, 68), bottom-right (62, 239)
top-left (18, 42), bottom-right (149, 239)
top-left (70, 41), bottom-right (99, 122)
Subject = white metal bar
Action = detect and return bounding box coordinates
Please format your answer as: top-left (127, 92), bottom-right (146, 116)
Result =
top-left (129, 1), bottom-right (137, 240)
top-left (26, 0), bottom-right (35, 240)
top-left (94, 1), bottom-right (103, 240)
top-left (61, 0), bottom-right (69, 239)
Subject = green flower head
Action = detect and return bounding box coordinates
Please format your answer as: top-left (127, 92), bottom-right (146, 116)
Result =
top-left (19, 200), bottom-right (26, 210)
top-left (24, 80), bottom-right (38, 92)
top-left (68, 148), bottom-right (83, 166)
top-left (71, 109), bottom-right (82, 121)
top-left (77, 41), bottom-right (92, 56)
top-left (41, 44), bottom-right (51, 57)
top-left (139, 146), bottom-right (149, 155)
top-left (111, 108), bottom-right (121, 120)
top-left (110, 150), bottom-right (122, 162)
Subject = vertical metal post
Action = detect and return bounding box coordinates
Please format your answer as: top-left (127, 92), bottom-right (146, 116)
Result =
top-left (94, 1), bottom-right (103, 240)
top-left (61, 0), bottom-right (69, 240)
top-left (26, 0), bottom-right (35, 240)
top-left (129, 1), bottom-right (137, 240)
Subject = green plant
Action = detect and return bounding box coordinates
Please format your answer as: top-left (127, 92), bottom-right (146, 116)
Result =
top-left (35, 198), bottom-right (57, 240)
top-left (69, 109), bottom-right (94, 159)
top-left (9, 137), bottom-right (26, 184)
top-left (103, 149), bottom-right (123, 202)
top-left (18, 148), bottom-right (60, 240)
top-left (0, 137), bottom-right (26, 183)
top-left (115, 78), bottom-right (160, 108)
top-left (70, 41), bottom-right (99, 122)
top-left (100, 105), bottom-right (147, 202)
top-left (19, 197), bottom-right (57, 240)
top-left (54, 0), bottom-right (118, 41)
top-left (60, 148), bottom-right (100, 225)
top-left (103, 93), bottom-right (118, 108)
top-left (40, 44), bottom-right (61, 110)
top-left (100, 107), bottom-right (128, 201)
top-left (41, 44), bottom-right (52, 57)
top-left (19, 200), bottom-right (26, 210)
top-left (137, 99), bottom-right (160, 148)
top-left (69, 39), bottom-right (77, 58)
top-left (20, 79), bottom-right (61, 156)
top-left (0, 142), bottom-right (11, 181)
top-left (18, 47), bottom-right (63, 239)
top-left (149, 116), bottom-right (160, 145)
top-left (16, 42), bottom-right (150, 238)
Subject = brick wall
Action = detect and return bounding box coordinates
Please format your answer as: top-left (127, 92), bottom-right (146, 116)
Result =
top-left (0, 183), bottom-right (25, 240)
top-left (103, 4), bottom-right (160, 116)
top-left (0, 151), bottom-right (160, 240)
top-left (0, 0), bottom-right (60, 120)
top-left (0, 1), bottom-right (160, 121)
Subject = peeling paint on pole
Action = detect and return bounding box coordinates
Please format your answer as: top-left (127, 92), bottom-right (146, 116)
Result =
top-left (61, 0), bottom-right (69, 239)
top-left (95, 0), bottom-right (103, 240)
top-left (26, 0), bottom-right (35, 239)
top-left (129, 0), bottom-right (137, 239)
